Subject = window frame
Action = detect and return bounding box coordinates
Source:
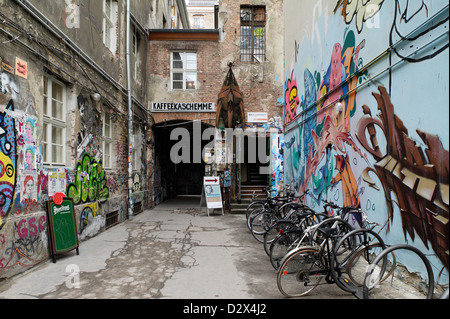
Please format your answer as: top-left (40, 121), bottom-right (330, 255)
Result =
top-left (193, 15), bottom-right (205, 29)
top-left (42, 75), bottom-right (67, 167)
top-left (170, 51), bottom-right (198, 91)
top-left (103, 0), bottom-right (118, 55)
top-left (102, 109), bottom-right (114, 169)
top-left (240, 5), bottom-right (266, 63)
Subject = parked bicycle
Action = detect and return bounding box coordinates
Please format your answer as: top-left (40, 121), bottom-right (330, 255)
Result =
top-left (246, 186), bottom-right (297, 233)
top-left (276, 216), bottom-right (355, 297)
top-left (269, 200), bottom-right (361, 271)
top-left (275, 200), bottom-right (393, 298)
top-left (249, 189), bottom-right (310, 243)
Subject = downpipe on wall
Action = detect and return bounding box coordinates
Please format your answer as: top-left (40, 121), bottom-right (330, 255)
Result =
top-left (126, 0), bottom-right (134, 220)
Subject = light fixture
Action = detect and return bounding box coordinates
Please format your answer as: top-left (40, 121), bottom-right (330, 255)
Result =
top-left (335, 102), bottom-right (343, 114)
top-left (91, 93), bottom-right (101, 101)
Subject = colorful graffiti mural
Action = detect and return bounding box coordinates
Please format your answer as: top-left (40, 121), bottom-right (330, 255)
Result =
top-left (0, 99), bottom-right (16, 230)
top-left (284, 0), bottom-right (449, 282)
top-left (356, 86), bottom-right (449, 270)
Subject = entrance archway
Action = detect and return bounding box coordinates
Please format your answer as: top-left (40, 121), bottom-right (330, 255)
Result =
top-left (153, 120), bottom-right (214, 201)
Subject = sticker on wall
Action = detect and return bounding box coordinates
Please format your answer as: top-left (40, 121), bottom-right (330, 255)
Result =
top-left (15, 57), bottom-right (28, 79)
top-left (21, 172), bottom-right (38, 203)
top-left (48, 168), bottom-right (67, 197)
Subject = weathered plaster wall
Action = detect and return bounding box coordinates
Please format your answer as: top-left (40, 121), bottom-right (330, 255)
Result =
top-left (0, 0), bottom-right (157, 279)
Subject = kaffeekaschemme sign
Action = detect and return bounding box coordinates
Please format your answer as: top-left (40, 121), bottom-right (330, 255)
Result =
top-left (151, 102), bottom-right (216, 112)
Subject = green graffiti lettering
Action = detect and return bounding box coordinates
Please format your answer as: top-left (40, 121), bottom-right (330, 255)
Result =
top-left (67, 154), bottom-right (109, 204)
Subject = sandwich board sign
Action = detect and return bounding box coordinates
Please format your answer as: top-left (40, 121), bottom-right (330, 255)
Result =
top-left (201, 176), bottom-right (224, 216)
top-left (45, 193), bottom-right (79, 263)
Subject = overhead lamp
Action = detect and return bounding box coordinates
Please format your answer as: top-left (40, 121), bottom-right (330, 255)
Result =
top-left (335, 102), bottom-right (343, 114)
top-left (91, 93), bottom-right (101, 101)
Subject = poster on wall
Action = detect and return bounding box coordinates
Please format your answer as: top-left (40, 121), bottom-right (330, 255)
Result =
top-left (247, 112), bottom-right (268, 123)
top-left (48, 169), bottom-right (67, 196)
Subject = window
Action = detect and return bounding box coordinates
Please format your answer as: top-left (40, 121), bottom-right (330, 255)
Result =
top-left (132, 25), bottom-right (140, 80)
top-left (131, 124), bottom-right (141, 171)
top-left (43, 76), bottom-right (66, 166)
top-left (193, 15), bottom-right (205, 29)
top-left (132, 25), bottom-right (140, 56)
top-left (240, 6), bottom-right (266, 62)
top-left (171, 52), bottom-right (197, 90)
top-left (103, 109), bottom-right (113, 169)
top-left (103, 0), bottom-right (118, 54)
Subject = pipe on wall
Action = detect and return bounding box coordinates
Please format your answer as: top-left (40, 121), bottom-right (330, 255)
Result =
top-left (126, 0), bottom-right (134, 220)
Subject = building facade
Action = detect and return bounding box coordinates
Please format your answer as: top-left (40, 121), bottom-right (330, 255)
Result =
top-left (0, 0), bottom-right (189, 279)
top-left (187, 0), bottom-right (218, 29)
top-left (147, 0), bottom-right (285, 205)
top-left (283, 0), bottom-right (449, 285)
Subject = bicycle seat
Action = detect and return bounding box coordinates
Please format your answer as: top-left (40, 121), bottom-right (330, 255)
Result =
top-left (317, 227), bottom-right (337, 238)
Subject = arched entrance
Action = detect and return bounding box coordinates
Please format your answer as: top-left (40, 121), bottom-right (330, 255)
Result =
top-left (153, 120), bottom-right (214, 202)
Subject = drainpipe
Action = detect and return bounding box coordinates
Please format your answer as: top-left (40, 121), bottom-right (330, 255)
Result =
top-left (126, 0), bottom-right (134, 220)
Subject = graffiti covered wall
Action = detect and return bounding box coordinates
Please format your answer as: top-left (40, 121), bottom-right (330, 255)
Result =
top-left (283, 0), bottom-right (449, 284)
top-left (1, 55), bottom-right (49, 278)
top-left (0, 47), bottom-right (139, 280)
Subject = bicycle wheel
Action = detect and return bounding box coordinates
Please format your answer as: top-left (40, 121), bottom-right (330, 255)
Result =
top-left (263, 220), bottom-right (297, 256)
top-left (250, 211), bottom-right (275, 243)
top-left (277, 246), bottom-right (327, 297)
top-left (330, 228), bottom-right (390, 294)
top-left (246, 201), bottom-right (265, 220)
top-left (269, 228), bottom-right (307, 270)
top-left (246, 207), bottom-right (264, 231)
top-left (363, 244), bottom-right (435, 299)
top-left (268, 212), bottom-right (325, 269)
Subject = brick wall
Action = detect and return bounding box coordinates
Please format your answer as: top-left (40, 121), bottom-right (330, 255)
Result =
top-left (147, 39), bottom-right (221, 125)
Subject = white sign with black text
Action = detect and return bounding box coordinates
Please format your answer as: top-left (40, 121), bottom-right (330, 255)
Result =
top-left (151, 102), bottom-right (216, 113)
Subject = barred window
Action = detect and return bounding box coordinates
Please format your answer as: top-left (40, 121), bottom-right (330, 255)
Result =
top-left (240, 6), bottom-right (266, 62)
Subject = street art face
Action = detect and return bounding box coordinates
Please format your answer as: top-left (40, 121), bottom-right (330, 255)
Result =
top-left (284, 74), bottom-right (299, 125)
top-left (0, 100), bottom-right (16, 230)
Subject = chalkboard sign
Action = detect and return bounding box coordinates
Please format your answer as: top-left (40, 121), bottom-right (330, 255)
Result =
top-left (46, 197), bottom-right (79, 263)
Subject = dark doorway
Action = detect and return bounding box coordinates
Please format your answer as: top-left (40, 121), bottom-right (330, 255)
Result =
top-left (240, 134), bottom-right (270, 186)
top-left (153, 120), bottom-right (214, 199)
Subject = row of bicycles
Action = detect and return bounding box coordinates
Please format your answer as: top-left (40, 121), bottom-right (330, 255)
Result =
top-left (245, 187), bottom-right (448, 299)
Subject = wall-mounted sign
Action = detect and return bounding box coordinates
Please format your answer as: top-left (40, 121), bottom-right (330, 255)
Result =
top-left (15, 57), bottom-right (28, 79)
top-left (247, 112), bottom-right (268, 123)
top-left (151, 102), bottom-right (216, 113)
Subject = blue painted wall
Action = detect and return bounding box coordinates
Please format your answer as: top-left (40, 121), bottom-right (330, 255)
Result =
top-left (283, 0), bottom-right (449, 285)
